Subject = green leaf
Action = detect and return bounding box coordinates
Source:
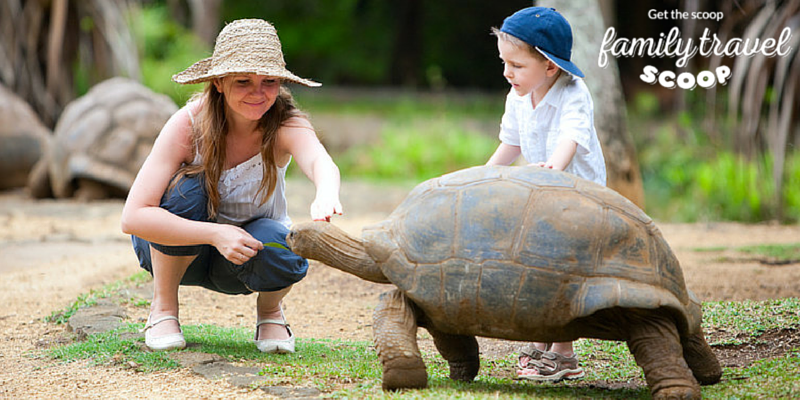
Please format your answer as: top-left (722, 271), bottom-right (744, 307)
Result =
top-left (263, 242), bottom-right (290, 251)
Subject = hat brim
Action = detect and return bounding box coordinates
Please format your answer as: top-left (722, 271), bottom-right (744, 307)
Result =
top-left (171, 57), bottom-right (322, 87)
top-left (537, 48), bottom-right (584, 78)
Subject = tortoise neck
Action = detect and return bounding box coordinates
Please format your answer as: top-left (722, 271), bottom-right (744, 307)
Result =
top-left (310, 224), bottom-right (390, 284)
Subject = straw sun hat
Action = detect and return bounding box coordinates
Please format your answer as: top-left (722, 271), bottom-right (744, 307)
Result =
top-left (172, 19), bottom-right (320, 87)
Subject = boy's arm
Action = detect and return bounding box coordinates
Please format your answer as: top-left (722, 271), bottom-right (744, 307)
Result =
top-left (543, 139), bottom-right (577, 170)
top-left (486, 143), bottom-right (521, 166)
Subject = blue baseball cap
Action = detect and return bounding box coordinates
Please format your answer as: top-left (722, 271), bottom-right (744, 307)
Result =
top-left (500, 7), bottom-right (584, 78)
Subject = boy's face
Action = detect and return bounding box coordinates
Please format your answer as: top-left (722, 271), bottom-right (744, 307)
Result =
top-left (497, 38), bottom-right (558, 97)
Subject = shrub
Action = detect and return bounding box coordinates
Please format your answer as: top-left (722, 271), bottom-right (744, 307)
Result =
top-left (336, 118), bottom-right (496, 182)
top-left (132, 5), bottom-right (209, 106)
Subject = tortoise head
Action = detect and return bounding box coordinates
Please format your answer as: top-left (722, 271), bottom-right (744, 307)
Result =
top-left (287, 221), bottom-right (390, 284)
top-left (286, 221), bottom-right (341, 259)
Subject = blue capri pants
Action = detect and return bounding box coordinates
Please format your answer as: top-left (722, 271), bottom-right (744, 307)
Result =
top-left (131, 174), bottom-right (308, 295)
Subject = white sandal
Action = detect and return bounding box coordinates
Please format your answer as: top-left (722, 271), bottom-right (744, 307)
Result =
top-left (254, 308), bottom-right (295, 354)
top-left (141, 315), bottom-right (186, 351)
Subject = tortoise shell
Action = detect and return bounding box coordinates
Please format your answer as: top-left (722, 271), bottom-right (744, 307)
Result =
top-left (0, 84), bottom-right (50, 190)
top-left (362, 166), bottom-right (701, 341)
top-left (43, 77), bottom-right (177, 198)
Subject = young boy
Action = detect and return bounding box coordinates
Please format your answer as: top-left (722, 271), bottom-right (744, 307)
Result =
top-left (485, 7), bottom-right (606, 381)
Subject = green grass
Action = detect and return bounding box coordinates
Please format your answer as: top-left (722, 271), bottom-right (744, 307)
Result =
top-left (45, 284), bottom-right (800, 399)
top-left (49, 323), bottom-right (650, 398)
top-left (693, 243), bottom-right (800, 264)
top-left (702, 350), bottom-right (800, 399)
top-left (48, 326), bottom-right (180, 372)
top-left (45, 271), bottom-right (151, 325)
top-left (702, 298), bottom-right (800, 345)
top-left (692, 246), bottom-right (729, 253)
top-left (739, 243), bottom-right (800, 262)
top-left (52, 323), bottom-right (800, 399)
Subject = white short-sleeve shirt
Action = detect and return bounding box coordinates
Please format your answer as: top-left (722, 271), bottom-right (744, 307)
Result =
top-left (498, 73), bottom-right (607, 186)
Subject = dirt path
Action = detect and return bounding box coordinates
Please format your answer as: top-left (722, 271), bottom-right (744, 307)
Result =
top-left (1, 179), bottom-right (799, 398)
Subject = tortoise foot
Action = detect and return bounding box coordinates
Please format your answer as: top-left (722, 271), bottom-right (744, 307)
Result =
top-left (426, 329), bottom-right (479, 382)
top-left (626, 310), bottom-right (701, 399)
top-left (382, 356), bottom-right (428, 391)
top-left (652, 385), bottom-right (701, 400)
top-left (448, 360), bottom-right (479, 382)
top-left (682, 333), bottom-right (722, 385)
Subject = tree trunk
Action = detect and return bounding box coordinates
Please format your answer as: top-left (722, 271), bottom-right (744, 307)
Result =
top-left (188, 0), bottom-right (221, 46)
top-left (0, 0), bottom-right (139, 128)
top-left (389, 0), bottom-right (422, 86)
top-left (539, 0), bottom-right (645, 208)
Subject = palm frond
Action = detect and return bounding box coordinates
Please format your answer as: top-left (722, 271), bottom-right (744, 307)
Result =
top-left (727, 0), bottom-right (800, 220)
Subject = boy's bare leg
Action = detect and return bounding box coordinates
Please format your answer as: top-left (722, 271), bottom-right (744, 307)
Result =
top-left (550, 342), bottom-right (575, 357)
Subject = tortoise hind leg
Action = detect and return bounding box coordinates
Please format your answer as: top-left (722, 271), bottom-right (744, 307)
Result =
top-left (373, 289), bottom-right (427, 390)
top-left (681, 332), bottom-right (722, 385)
top-left (626, 309), bottom-right (701, 400)
top-left (425, 327), bottom-right (480, 382)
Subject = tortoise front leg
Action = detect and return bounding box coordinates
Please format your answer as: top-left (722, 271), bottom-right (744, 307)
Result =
top-left (626, 310), bottom-right (701, 400)
top-left (373, 289), bottom-right (427, 390)
top-left (425, 327), bottom-right (480, 382)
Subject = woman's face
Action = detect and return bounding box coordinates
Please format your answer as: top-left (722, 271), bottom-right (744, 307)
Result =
top-left (214, 74), bottom-right (281, 121)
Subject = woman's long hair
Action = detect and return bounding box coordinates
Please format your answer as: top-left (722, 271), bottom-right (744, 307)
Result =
top-left (174, 82), bottom-right (305, 219)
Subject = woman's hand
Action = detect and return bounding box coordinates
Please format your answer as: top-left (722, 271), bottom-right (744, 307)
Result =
top-left (277, 117), bottom-right (343, 223)
top-left (212, 224), bottom-right (264, 265)
top-left (310, 194), bottom-right (343, 222)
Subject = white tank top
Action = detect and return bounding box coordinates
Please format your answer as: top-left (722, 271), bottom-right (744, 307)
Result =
top-left (213, 154), bottom-right (291, 228)
top-left (188, 109), bottom-right (292, 228)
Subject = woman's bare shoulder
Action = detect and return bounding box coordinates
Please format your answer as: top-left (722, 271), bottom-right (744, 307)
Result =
top-left (152, 105), bottom-right (197, 164)
top-left (281, 115), bottom-right (314, 131)
top-left (184, 98), bottom-right (204, 116)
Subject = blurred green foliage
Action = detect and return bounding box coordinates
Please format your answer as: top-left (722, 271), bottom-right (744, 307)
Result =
top-left (290, 89), bottom-right (503, 183)
top-left (294, 89), bottom-right (504, 119)
top-left (131, 2), bottom-right (799, 224)
top-left (738, 243), bottom-right (800, 263)
top-left (131, 5), bottom-right (210, 105)
top-left (630, 93), bottom-right (800, 223)
top-left (335, 118), bottom-right (496, 182)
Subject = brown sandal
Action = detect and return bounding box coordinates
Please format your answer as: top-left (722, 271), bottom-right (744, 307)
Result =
top-left (517, 343), bottom-right (552, 369)
top-left (517, 349), bottom-right (585, 382)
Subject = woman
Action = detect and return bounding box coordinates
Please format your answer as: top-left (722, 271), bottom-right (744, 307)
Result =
top-left (121, 19), bottom-right (342, 353)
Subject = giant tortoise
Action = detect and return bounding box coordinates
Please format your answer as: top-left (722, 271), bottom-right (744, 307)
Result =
top-left (28, 77), bottom-right (176, 199)
top-left (287, 165), bottom-right (722, 399)
top-left (0, 84), bottom-right (51, 191)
